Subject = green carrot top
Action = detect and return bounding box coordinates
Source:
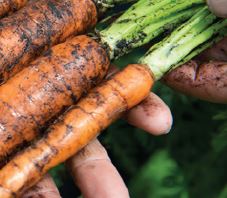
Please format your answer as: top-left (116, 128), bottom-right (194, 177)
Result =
top-left (140, 6), bottom-right (227, 80)
top-left (100, 0), bottom-right (205, 59)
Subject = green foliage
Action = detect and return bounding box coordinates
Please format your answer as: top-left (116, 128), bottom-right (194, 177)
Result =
top-left (129, 150), bottom-right (188, 198)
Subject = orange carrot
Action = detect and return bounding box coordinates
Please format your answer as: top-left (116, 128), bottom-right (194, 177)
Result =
top-left (0, 64), bottom-right (153, 197)
top-left (0, 35), bottom-right (109, 162)
top-left (0, 0), bottom-right (97, 83)
top-left (0, 0), bottom-right (28, 18)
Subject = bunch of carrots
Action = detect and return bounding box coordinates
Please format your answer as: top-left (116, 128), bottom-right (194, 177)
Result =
top-left (0, 0), bottom-right (226, 197)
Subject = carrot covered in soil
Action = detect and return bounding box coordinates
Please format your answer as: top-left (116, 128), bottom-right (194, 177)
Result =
top-left (0, 0), bottom-right (201, 162)
top-left (0, 35), bottom-right (110, 162)
top-left (0, 64), bottom-right (153, 198)
top-left (0, 0), bottom-right (134, 83)
top-left (0, 4), bottom-right (227, 197)
top-left (0, 0), bottom-right (29, 18)
top-left (0, 0), bottom-right (98, 83)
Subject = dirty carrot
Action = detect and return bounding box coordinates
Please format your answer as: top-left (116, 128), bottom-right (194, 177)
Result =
top-left (0, 0), bottom-right (29, 18)
top-left (0, 0), bottom-right (200, 162)
top-left (0, 0), bottom-right (133, 83)
top-left (0, 5), bottom-right (226, 197)
top-left (0, 64), bottom-right (154, 198)
top-left (0, 0), bottom-right (97, 83)
top-left (0, 35), bottom-right (110, 162)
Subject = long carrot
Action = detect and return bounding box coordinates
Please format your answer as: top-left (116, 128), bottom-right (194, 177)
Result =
top-left (0, 0), bottom-right (200, 162)
top-left (0, 0), bottom-right (28, 18)
top-left (0, 6), bottom-right (227, 197)
top-left (0, 64), bottom-right (153, 198)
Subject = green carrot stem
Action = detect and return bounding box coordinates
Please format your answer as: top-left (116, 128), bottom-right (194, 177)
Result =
top-left (113, 6), bottom-right (202, 58)
top-left (172, 31), bottom-right (227, 71)
top-left (100, 0), bottom-right (204, 59)
top-left (140, 6), bottom-right (227, 80)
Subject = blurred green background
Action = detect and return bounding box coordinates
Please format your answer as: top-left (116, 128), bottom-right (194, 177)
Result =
top-left (50, 4), bottom-right (227, 198)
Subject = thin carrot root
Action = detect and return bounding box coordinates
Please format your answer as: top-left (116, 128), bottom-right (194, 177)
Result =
top-left (0, 64), bottom-right (153, 197)
top-left (0, 0), bottom-right (28, 18)
top-left (0, 35), bottom-right (109, 163)
top-left (0, 0), bottom-right (97, 83)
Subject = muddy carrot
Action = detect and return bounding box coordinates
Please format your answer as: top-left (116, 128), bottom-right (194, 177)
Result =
top-left (0, 0), bottom-right (29, 18)
top-left (0, 35), bottom-right (110, 162)
top-left (0, 5), bottom-right (227, 197)
top-left (0, 0), bottom-right (203, 83)
top-left (0, 0), bottom-right (134, 83)
top-left (0, 64), bottom-right (154, 198)
top-left (0, 0), bottom-right (200, 162)
top-left (0, 0), bottom-right (97, 83)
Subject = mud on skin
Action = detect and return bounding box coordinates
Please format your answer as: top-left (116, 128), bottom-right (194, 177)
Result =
top-left (0, 35), bottom-right (109, 164)
top-left (0, 0), bottom-right (97, 83)
top-left (163, 60), bottom-right (227, 104)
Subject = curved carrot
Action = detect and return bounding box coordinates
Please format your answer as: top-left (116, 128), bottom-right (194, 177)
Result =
top-left (0, 64), bottom-right (153, 197)
top-left (0, 35), bottom-right (109, 162)
top-left (0, 0), bottom-right (28, 18)
top-left (0, 0), bottom-right (97, 83)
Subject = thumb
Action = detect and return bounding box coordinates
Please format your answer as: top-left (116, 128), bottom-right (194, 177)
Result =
top-left (207, 0), bottom-right (227, 18)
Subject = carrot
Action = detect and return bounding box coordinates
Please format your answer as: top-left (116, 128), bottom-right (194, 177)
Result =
top-left (0, 0), bottom-right (97, 83)
top-left (0, 6), bottom-right (227, 197)
top-left (0, 0), bottom-right (201, 162)
top-left (0, 0), bottom-right (137, 83)
top-left (0, 35), bottom-right (109, 162)
top-left (0, 64), bottom-right (153, 198)
top-left (0, 0), bottom-right (28, 18)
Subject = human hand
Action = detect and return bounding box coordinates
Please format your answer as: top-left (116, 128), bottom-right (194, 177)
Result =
top-left (163, 37), bottom-right (227, 104)
top-left (20, 37), bottom-right (227, 198)
top-left (21, 90), bottom-right (173, 198)
top-left (20, 36), bottom-right (227, 197)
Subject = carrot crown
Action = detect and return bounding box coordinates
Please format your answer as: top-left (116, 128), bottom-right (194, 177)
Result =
top-left (140, 6), bottom-right (227, 80)
top-left (99, 0), bottom-right (204, 60)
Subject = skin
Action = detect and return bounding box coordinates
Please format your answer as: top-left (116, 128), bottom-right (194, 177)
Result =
top-left (22, 174), bottom-right (61, 198)
top-left (207, 0), bottom-right (227, 18)
top-left (163, 37), bottom-right (227, 104)
top-left (22, 89), bottom-right (172, 198)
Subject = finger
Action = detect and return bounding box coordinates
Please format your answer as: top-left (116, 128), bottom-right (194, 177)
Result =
top-left (107, 65), bottom-right (173, 135)
top-left (124, 92), bottom-right (173, 136)
top-left (21, 174), bottom-right (61, 198)
top-left (163, 60), bottom-right (227, 104)
top-left (207, 0), bottom-right (227, 18)
top-left (66, 139), bottom-right (129, 198)
top-left (196, 37), bottom-right (227, 62)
